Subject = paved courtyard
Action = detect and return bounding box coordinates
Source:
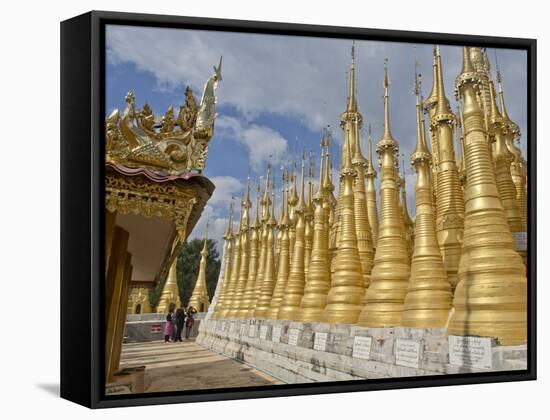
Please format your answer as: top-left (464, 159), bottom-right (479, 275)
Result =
top-left (120, 339), bottom-right (281, 393)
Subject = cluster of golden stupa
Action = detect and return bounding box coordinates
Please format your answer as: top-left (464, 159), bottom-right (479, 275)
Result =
top-left (209, 45), bottom-right (528, 346)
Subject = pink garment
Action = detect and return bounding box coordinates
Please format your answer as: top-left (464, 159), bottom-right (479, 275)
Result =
top-left (163, 320), bottom-right (174, 336)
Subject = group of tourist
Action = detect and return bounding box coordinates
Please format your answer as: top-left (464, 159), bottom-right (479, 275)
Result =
top-left (164, 306), bottom-right (198, 343)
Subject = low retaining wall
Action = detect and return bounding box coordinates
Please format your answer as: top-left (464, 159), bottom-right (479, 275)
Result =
top-left (196, 319), bottom-right (527, 384)
top-left (124, 313), bottom-right (206, 343)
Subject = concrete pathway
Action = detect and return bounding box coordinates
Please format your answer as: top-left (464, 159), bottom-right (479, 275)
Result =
top-left (120, 339), bottom-right (281, 393)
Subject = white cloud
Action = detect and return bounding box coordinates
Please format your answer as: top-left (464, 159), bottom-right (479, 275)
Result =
top-left (217, 116), bottom-right (289, 169)
top-left (208, 175), bottom-right (244, 209)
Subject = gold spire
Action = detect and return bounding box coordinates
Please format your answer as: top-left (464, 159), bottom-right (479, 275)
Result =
top-left (226, 176), bottom-right (251, 317)
top-left (346, 41), bottom-right (358, 113)
top-left (156, 258), bottom-right (181, 314)
top-left (254, 181), bottom-right (278, 318)
top-left (365, 125), bottom-right (379, 249)
top-left (250, 164), bottom-right (271, 317)
top-left (489, 80), bottom-right (526, 237)
top-left (299, 138), bottom-right (331, 322)
top-left (278, 150), bottom-right (308, 320)
top-left (359, 60), bottom-right (410, 327)
top-left (381, 58), bottom-right (395, 142)
top-left (304, 149), bottom-right (315, 278)
top-left (400, 165), bottom-right (414, 257)
top-left (219, 197), bottom-right (243, 318)
top-left (238, 179), bottom-right (262, 318)
top-left (402, 71), bottom-right (452, 327)
top-left (268, 171), bottom-right (291, 319)
top-left (432, 46), bottom-right (464, 291)
top-left (449, 47), bottom-right (526, 345)
top-left (323, 123), bottom-right (364, 324)
top-left (211, 200), bottom-right (234, 319)
top-left (352, 119), bottom-right (375, 292)
top-left (497, 69), bottom-right (527, 227)
top-left (188, 221), bottom-right (211, 312)
top-left (423, 46), bottom-right (439, 113)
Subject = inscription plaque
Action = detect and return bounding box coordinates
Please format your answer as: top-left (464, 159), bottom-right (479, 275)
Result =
top-left (395, 339), bottom-right (421, 368)
top-left (239, 323), bottom-right (246, 336)
top-left (248, 324), bottom-right (257, 338)
top-left (259, 325), bottom-right (269, 340)
top-left (449, 335), bottom-right (493, 369)
top-left (288, 329), bottom-right (300, 346)
top-left (313, 332), bottom-right (328, 351)
top-left (352, 336), bottom-right (372, 360)
top-left (272, 326), bottom-right (282, 343)
top-left (229, 322), bottom-right (237, 334)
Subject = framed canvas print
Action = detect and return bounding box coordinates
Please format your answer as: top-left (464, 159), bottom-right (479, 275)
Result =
top-left (60, 10), bottom-right (536, 408)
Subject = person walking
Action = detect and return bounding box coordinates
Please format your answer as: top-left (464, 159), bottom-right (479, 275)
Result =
top-left (174, 307), bottom-right (186, 342)
top-left (164, 309), bottom-right (174, 343)
top-left (185, 306), bottom-right (197, 339)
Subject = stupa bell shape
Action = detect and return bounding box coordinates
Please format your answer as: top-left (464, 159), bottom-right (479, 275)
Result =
top-left (254, 183), bottom-right (278, 318)
top-left (449, 47), bottom-right (526, 345)
top-left (322, 129), bottom-right (365, 324)
top-left (431, 46), bottom-right (464, 291)
top-left (365, 127), bottom-right (379, 249)
top-left (188, 234), bottom-right (211, 313)
top-left (268, 173), bottom-right (291, 319)
top-left (227, 176), bottom-right (252, 317)
top-left (299, 139), bottom-right (332, 322)
top-left (402, 75), bottom-right (452, 327)
top-left (496, 72), bottom-right (528, 229)
top-left (238, 180), bottom-right (262, 318)
top-left (157, 258), bottom-right (181, 314)
top-left (358, 61), bottom-right (410, 327)
top-left (220, 198), bottom-right (243, 318)
top-left (278, 152), bottom-right (308, 320)
top-left (210, 201), bottom-right (234, 319)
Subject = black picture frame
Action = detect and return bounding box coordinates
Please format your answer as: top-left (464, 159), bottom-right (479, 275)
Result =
top-left (60, 10), bottom-right (537, 409)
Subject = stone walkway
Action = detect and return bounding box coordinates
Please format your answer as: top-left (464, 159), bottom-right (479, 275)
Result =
top-left (120, 339), bottom-right (281, 393)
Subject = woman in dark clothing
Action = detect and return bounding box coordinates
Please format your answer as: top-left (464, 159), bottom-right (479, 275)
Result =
top-left (164, 309), bottom-right (174, 343)
top-left (185, 306), bottom-right (197, 339)
top-left (174, 307), bottom-right (186, 342)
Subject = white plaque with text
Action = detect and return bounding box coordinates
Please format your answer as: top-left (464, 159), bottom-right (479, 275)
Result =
top-left (229, 322), bottom-right (237, 334)
top-left (222, 322), bottom-right (227, 332)
top-left (395, 339), bottom-right (421, 368)
top-left (513, 232), bottom-right (527, 252)
top-left (239, 323), bottom-right (246, 336)
top-left (272, 326), bottom-right (282, 343)
top-left (259, 325), bottom-right (269, 340)
top-left (288, 329), bottom-right (300, 346)
top-left (248, 324), bottom-right (257, 338)
top-left (449, 335), bottom-right (493, 369)
top-left (313, 332), bottom-right (328, 351)
top-left (352, 336), bottom-right (373, 360)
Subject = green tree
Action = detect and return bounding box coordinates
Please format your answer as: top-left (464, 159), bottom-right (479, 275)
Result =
top-left (149, 239), bottom-right (221, 310)
top-left (176, 238), bottom-right (221, 307)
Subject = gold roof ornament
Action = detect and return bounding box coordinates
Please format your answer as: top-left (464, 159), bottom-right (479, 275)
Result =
top-left (402, 70), bottom-right (452, 327)
top-left (105, 57), bottom-right (222, 175)
top-left (450, 47), bottom-right (526, 345)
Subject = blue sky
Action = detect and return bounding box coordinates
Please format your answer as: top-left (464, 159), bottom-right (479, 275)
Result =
top-left (106, 25), bottom-right (528, 252)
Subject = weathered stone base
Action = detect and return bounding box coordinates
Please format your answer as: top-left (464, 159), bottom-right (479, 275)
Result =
top-left (196, 319), bottom-right (527, 384)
